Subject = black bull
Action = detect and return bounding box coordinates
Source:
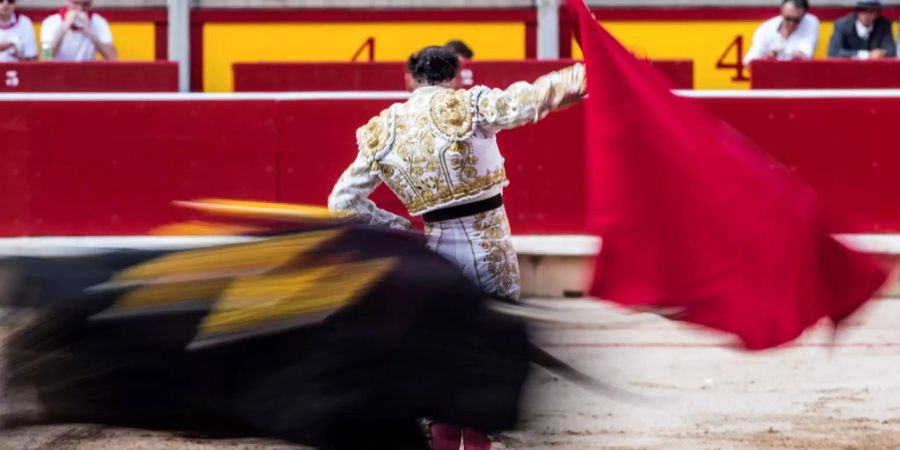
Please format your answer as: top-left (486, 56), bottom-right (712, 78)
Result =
top-left (0, 225), bottom-right (532, 450)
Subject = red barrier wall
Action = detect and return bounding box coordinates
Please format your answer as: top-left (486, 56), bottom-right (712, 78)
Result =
top-left (751, 60), bottom-right (900, 90)
top-left (699, 95), bottom-right (900, 233)
top-left (0, 62), bottom-right (179, 93)
top-left (0, 99), bottom-right (279, 235)
top-left (1, 93), bottom-right (898, 236)
top-left (233, 60), bottom-right (694, 91)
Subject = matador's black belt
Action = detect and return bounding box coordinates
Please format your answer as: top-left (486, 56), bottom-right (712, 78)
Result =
top-left (422, 194), bottom-right (503, 223)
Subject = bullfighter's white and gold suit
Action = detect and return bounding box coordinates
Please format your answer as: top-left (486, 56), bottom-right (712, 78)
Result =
top-left (329, 65), bottom-right (586, 301)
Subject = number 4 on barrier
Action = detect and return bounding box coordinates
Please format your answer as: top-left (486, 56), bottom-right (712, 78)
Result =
top-left (351, 37), bottom-right (376, 62)
top-left (716, 35), bottom-right (750, 82)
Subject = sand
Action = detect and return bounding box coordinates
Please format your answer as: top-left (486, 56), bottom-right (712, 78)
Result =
top-left (2, 298), bottom-right (899, 450)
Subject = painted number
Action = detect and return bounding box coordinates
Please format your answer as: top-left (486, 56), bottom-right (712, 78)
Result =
top-left (4, 70), bottom-right (18, 88)
top-left (351, 37), bottom-right (376, 62)
top-left (716, 35), bottom-right (749, 82)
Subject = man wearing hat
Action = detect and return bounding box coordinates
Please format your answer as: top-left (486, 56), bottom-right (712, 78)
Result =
top-left (828, 0), bottom-right (896, 59)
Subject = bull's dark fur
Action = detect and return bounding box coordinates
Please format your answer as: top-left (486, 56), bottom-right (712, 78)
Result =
top-left (0, 226), bottom-right (531, 450)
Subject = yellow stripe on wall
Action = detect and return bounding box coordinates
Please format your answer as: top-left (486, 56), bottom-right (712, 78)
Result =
top-left (575, 20), bottom-right (900, 90)
top-left (203, 22), bottom-right (526, 92)
top-left (108, 23), bottom-right (156, 61)
top-left (575, 21), bottom-right (764, 90)
top-left (32, 22), bottom-right (155, 61)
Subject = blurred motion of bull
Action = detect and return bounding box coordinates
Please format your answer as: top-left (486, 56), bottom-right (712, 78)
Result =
top-left (0, 224), bottom-right (531, 450)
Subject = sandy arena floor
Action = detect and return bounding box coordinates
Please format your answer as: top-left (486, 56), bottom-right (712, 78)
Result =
top-left (2, 298), bottom-right (899, 450)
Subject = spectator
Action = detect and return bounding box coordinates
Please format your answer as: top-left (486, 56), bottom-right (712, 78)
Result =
top-left (744, 0), bottom-right (820, 65)
top-left (40, 0), bottom-right (116, 61)
top-left (445, 40), bottom-right (474, 61)
top-left (0, 0), bottom-right (37, 62)
top-left (828, 0), bottom-right (895, 59)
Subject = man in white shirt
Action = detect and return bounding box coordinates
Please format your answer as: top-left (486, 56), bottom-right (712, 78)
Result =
top-left (40, 0), bottom-right (116, 61)
top-left (0, 0), bottom-right (37, 62)
top-left (744, 0), bottom-right (820, 65)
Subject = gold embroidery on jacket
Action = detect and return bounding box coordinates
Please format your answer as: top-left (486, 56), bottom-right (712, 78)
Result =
top-left (349, 65), bottom-right (584, 219)
top-left (448, 141), bottom-right (479, 184)
top-left (429, 88), bottom-right (475, 141)
top-left (369, 92), bottom-right (508, 215)
top-left (357, 109), bottom-right (392, 162)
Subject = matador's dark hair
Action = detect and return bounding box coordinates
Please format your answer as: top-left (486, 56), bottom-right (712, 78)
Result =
top-left (783, 0), bottom-right (810, 11)
top-left (407, 46), bottom-right (460, 85)
top-left (445, 40), bottom-right (475, 60)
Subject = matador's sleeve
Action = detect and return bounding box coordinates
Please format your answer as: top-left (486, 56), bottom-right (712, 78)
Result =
top-left (328, 111), bottom-right (412, 231)
top-left (473, 63), bottom-right (586, 133)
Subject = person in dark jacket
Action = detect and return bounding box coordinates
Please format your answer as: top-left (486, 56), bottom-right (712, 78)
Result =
top-left (828, 0), bottom-right (896, 59)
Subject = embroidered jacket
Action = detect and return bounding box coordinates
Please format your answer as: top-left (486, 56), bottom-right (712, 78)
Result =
top-left (328, 64), bottom-right (586, 230)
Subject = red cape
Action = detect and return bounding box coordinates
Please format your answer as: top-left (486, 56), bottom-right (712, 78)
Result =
top-left (567, 0), bottom-right (886, 350)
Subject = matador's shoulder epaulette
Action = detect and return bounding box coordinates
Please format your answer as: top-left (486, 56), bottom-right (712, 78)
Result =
top-left (428, 87), bottom-right (487, 142)
top-left (356, 107), bottom-right (397, 163)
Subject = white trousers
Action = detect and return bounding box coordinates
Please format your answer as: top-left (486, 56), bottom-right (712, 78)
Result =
top-left (424, 206), bottom-right (521, 301)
